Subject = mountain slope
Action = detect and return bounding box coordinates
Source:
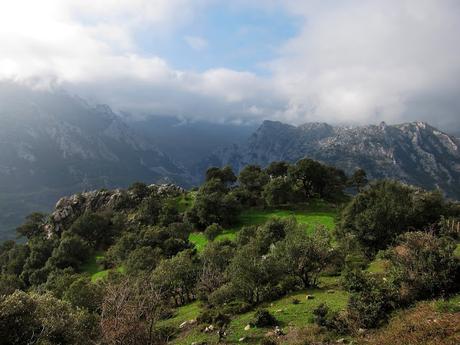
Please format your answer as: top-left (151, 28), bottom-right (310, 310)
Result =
top-left (0, 82), bottom-right (190, 239)
top-left (195, 120), bottom-right (460, 199)
top-left (126, 115), bottom-right (256, 171)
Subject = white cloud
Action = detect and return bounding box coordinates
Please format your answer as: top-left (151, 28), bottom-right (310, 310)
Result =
top-left (184, 35), bottom-right (208, 51)
top-left (0, 0), bottom-right (459, 130)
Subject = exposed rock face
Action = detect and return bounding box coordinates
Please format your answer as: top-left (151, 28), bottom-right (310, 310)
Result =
top-left (45, 184), bottom-right (185, 237)
top-left (195, 120), bottom-right (460, 199)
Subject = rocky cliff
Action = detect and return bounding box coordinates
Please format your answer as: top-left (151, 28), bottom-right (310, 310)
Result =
top-left (195, 120), bottom-right (460, 199)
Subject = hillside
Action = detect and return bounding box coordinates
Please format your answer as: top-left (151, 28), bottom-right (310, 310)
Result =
top-left (0, 82), bottom-right (190, 240)
top-left (1, 161), bottom-right (459, 345)
top-left (195, 120), bottom-right (460, 199)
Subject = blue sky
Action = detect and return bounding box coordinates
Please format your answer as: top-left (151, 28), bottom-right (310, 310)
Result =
top-left (136, 3), bottom-right (301, 74)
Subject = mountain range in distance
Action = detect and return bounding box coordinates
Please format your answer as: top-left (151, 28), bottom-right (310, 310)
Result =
top-left (0, 81), bottom-right (459, 240)
top-left (196, 120), bottom-right (460, 200)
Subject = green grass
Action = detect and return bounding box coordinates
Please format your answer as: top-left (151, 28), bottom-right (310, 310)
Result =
top-left (367, 259), bottom-right (389, 273)
top-left (81, 251), bottom-right (105, 277)
top-left (454, 243), bottom-right (460, 258)
top-left (189, 201), bottom-right (337, 252)
top-left (169, 284), bottom-right (348, 345)
top-left (81, 251), bottom-right (125, 282)
top-left (158, 301), bottom-right (202, 329)
top-left (188, 233), bottom-right (208, 253)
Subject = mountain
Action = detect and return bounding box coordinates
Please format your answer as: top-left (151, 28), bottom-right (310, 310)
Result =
top-left (0, 82), bottom-right (190, 240)
top-left (126, 115), bottom-right (256, 171)
top-left (195, 120), bottom-right (460, 199)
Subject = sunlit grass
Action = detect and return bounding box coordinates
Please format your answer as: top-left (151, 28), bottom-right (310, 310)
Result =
top-left (188, 200), bottom-right (337, 252)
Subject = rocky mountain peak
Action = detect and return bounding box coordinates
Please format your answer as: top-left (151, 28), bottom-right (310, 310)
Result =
top-left (195, 120), bottom-right (460, 199)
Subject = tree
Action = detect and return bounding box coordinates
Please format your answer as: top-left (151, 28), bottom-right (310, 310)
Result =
top-left (69, 212), bottom-right (117, 248)
top-left (349, 169), bottom-right (368, 192)
top-left (151, 250), bottom-right (199, 306)
top-left (100, 278), bottom-right (165, 345)
top-left (265, 161), bottom-right (289, 178)
top-left (238, 165), bottom-right (269, 205)
top-left (192, 179), bottom-right (240, 228)
top-left (125, 246), bottom-right (162, 273)
top-left (0, 274), bottom-right (23, 296)
top-left (64, 276), bottom-right (104, 313)
top-left (197, 240), bottom-right (236, 299)
top-left (205, 166), bottom-right (237, 185)
top-left (288, 159), bottom-right (326, 199)
top-left (47, 232), bottom-right (90, 270)
top-left (253, 217), bottom-right (295, 254)
top-left (0, 290), bottom-right (99, 345)
top-left (204, 223), bottom-right (223, 241)
top-left (129, 182), bottom-right (150, 199)
top-left (228, 242), bottom-right (283, 304)
top-left (262, 176), bottom-right (294, 206)
top-left (275, 225), bottom-right (335, 287)
top-left (337, 180), bottom-right (446, 255)
top-left (16, 212), bottom-right (46, 239)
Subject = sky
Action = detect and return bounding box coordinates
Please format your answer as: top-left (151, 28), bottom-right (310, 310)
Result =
top-left (0, 0), bottom-right (459, 130)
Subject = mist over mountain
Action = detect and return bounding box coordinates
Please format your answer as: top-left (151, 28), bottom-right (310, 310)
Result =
top-left (195, 120), bottom-right (460, 199)
top-left (0, 82), bottom-right (190, 240)
top-left (126, 115), bottom-right (256, 171)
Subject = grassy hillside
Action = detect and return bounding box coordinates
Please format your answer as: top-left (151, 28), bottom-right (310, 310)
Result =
top-left (160, 277), bottom-right (348, 344)
top-left (189, 199), bottom-right (337, 252)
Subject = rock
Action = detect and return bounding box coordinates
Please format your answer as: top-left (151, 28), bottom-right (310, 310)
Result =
top-left (357, 328), bottom-right (366, 335)
top-left (275, 309), bottom-right (283, 313)
top-left (306, 294), bottom-right (315, 300)
top-left (327, 289), bottom-right (335, 294)
top-left (336, 338), bottom-right (345, 343)
top-left (204, 325), bottom-right (214, 333)
top-left (244, 324), bottom-right (251, 331)
top-left (179, 321), bottom-right (188, 329)
top-left (274, 326), bottom-right (285, 336)
top-left (239, 337), bottom-right (246, 342)
top-left (189, 319), bottom-right (197, 325)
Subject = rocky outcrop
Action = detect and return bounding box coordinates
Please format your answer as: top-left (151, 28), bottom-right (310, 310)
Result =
top-left (44, 184), bottom-right (185, 237)
top-left (195, 121), bottom-right (460, 199)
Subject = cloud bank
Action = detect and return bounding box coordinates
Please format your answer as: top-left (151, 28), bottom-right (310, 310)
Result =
top-left (0, 0), bottom-right (459, 130)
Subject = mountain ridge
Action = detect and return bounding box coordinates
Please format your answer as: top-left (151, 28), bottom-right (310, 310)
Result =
top-left (194, 120), bottom-right (460, 199)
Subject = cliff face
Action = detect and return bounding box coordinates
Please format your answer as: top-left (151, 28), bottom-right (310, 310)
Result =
top-left (195, 120), bottom-right (460, 199)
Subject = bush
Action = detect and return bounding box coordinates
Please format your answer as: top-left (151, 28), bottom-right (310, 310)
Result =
top-left (251, 309), bottom-right (278, 327)
top-left (260, 338), bottom-right (278, 345)
top-left (312, 303), bottom-right (350, 334)
top-left (386, 231), bottom-right (460, 303)
top-left (152, 325), bottom-right (176, 344)
top-left (208, 283), bottom-right (237, 306)
top-left (204, 223), bottom-right (223, 241)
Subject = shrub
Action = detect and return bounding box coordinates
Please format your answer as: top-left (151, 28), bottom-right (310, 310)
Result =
top-left (386, 231), bottom-right (460, 303)
top-left (312, 303), bottom-right (350, 334)
top-left (362, 303), bottom-right (460, 345)
top-left (152, 325), bottom-right (176, 344)
top-left (260, 338), bottom-right (278, 345)
top-left (251, 309), bottom-right (278, 327)
top-left (204, 223), bottom-right (223, 241)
